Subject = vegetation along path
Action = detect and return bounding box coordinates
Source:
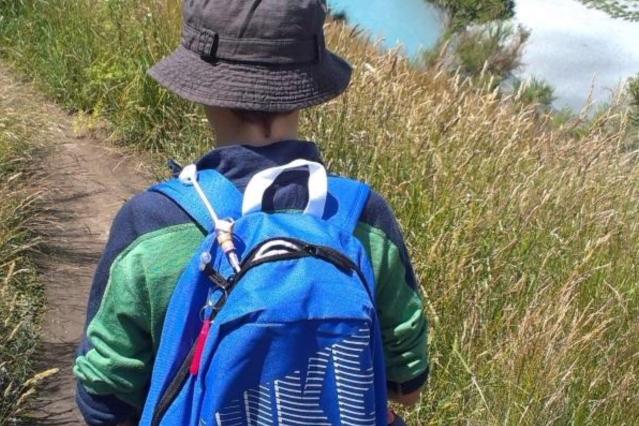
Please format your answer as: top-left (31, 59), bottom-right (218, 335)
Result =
top-left (0, 65), bottom-right (153, 424)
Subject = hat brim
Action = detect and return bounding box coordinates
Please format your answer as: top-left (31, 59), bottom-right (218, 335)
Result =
top-left (148, 45), bottom-right (352, 112)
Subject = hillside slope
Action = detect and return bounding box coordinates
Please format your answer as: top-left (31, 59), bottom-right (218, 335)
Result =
top-left (1, 1), bottom-right (638, 424)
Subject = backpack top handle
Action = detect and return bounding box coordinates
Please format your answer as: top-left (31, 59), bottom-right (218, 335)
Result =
top-left (242, 159), bottom-right (328, 218)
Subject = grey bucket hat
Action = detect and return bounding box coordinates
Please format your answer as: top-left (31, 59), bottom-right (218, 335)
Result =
top-left (148, 0), bottom-right (352, 112)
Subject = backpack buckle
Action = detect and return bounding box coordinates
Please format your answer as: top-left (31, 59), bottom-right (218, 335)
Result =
top-left (199, 288), bottom-right (228, 322)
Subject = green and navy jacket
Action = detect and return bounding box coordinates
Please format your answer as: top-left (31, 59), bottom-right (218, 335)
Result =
top-left (74, 141), bottom-right (429, 425)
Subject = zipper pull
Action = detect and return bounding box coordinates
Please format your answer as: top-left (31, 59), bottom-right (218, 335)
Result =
top-left (190, 319), bottom-right (211, 376)
top-left (216, 219), bottom-right (241, 273)
top-left (199, 251), bottom-right (212, 272)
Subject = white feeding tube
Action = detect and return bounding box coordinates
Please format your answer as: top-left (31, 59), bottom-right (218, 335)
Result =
top-left (179, 165), bottom-right (241, 273)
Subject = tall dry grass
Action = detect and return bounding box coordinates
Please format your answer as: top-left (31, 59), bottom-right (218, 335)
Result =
top-left (1, 1), bottom-right (638, 424)
top-left (317, 29), bottom-right (639, 425)
top-left (0, 72), bottom-right (49, 424)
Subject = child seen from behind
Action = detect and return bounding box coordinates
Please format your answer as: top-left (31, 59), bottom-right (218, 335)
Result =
top-left (74, 1), bottom-right (429, 425)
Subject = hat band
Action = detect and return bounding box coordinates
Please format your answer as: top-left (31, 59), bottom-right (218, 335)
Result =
top-left (182, 24), bottom-right (324, 65)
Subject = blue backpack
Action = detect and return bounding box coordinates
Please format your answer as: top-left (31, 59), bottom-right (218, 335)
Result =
top-left (140, 159), bottom-right (388, 425)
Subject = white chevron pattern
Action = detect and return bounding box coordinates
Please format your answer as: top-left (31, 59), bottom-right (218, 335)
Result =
top-left (214, 325), bottom-right (375, 426)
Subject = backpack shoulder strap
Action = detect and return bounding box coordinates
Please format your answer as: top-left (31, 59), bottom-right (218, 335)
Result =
top-left (325, 176), bottom-right (371, 234)
top-left (150, 169), bottom-right (242, 233)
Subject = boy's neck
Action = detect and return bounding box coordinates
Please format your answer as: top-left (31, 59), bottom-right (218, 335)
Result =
top-left (205, 107), bottom-right (300, 148)
top-left (215, 124), bottom-right (299, 147)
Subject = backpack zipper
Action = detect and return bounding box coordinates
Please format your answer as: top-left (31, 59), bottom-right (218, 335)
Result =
top-left (151, 238), bottom-right (369, 426)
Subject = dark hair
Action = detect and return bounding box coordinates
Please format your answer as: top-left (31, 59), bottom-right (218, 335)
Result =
top-left (230, 109), bottom-right (292, 137)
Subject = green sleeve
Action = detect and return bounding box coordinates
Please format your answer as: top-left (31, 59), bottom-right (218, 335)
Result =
top-left (74, 218), bottom-right (427, 405)
top-left (354, 222), bottom-right (429, 386)
top-left (73, 224), bottom-right (203, 408)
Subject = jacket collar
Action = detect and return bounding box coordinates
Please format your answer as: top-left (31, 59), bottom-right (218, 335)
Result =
top-left (195, 140), bottom-right (323, 190)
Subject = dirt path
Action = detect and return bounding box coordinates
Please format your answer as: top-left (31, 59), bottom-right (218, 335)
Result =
top-left (0, 66), bottom-right (154, 424)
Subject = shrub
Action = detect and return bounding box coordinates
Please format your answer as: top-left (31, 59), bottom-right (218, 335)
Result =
top-left (434, 0), bottom-right (515, 28)
top-left (514, 76), bottom-right (556, 108)
top-left (454, 22), bottom-right (530, 80)
top-left (579, 0), bottom-right (639, 21)
top-left (421, 22), bottom-right (530, 88)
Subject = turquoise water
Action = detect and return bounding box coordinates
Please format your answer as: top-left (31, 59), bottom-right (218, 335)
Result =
top-left (327, 0), bottom-right (444, 57)
top-left (515, 0), bottom-right (639, 110)
top-left (328, 0), bottom-right (639, 110)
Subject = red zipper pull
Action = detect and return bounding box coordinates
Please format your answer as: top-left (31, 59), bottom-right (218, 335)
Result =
top-left (190, 320), bottom-right (212, 376)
